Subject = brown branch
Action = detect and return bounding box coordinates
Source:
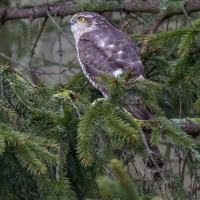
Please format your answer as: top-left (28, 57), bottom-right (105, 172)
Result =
top-left (171, 118), bottom-right (200, 137)
top-left (129, 13), bottom-right (148, 26)
top-left (140, 0), bottom-right (200, 53)
top-left (121, 19), bottom-right (131, 31)
top-left (0, 1), bottom-right (199, 23)
top-left (140, 11), bottom-right (169, 53)
top-left (0, 1), bottom-right (199, 56)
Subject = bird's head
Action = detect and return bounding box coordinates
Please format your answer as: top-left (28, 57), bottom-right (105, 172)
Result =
top-left (68, 12), bottom-right (110, 41)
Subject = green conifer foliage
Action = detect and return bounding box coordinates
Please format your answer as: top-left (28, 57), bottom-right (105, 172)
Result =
top-left (97, 159), bottom-right (141, 200)
top-left (1, 7), bottom-right (200, 200)
top-left (1, 57), bottom-right (200, 199)
top-left (145, 18), bottom-right (200, 115)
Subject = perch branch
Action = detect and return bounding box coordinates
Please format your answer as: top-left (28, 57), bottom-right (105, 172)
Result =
top-left (0, 1), bottom-right (199, 23)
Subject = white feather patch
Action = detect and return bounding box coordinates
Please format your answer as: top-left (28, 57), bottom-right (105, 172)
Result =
top-left (113, 69), bottom-right (123, 77)
top-left (136, 74), bottom-right (144, 80)
top-left (99, 41), bottom-right (105, 47)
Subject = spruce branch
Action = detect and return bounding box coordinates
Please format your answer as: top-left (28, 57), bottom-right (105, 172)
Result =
top-left (0, 134), bottom-right (5, 155)
top-left (103, 109), bottom-right (142, 147)
top-left (146, 117), bottom-right (197, 150)
top-left (77, 105), bottom-right (99, 166)
top-left (165, 170), bottom-right (192, 200)
top-left (97, 159), bottom-right (140, 200)
top-left (0, 122), bottom-right (57, 174)
top-left (145, 28), bottom-right (188, 47)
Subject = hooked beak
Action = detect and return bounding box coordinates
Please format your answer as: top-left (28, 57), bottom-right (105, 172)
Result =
top-left (68, 19), bottom-right (75, 25)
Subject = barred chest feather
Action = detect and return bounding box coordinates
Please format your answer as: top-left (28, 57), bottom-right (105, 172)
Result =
top-left (76, 44), bottom-right (108, 98)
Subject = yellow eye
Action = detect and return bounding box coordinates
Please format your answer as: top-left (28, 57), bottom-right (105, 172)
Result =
top-left (78, 17), bottom-right (85, 22)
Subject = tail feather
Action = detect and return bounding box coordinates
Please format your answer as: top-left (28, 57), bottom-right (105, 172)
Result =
top-left (144, 128), bottom-right (164, 170)
top-left (124, 103), bottom-right (164, 170)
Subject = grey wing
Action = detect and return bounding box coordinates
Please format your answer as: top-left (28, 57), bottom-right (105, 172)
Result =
top-left (78, 27), bottom-right (151, 120)
top-left (79, 27), bottom-right (145, 78)
top-left (93, 27), bottom-right (145, 77)
top-left (78, 38), bottom-right (111, 97)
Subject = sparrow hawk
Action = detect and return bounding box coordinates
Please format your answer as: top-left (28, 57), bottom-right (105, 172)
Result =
top-left (68, 12), bottom-right (163, 169)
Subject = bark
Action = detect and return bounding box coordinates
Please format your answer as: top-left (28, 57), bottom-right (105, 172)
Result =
top-left (0, 0), bottom-right (199, 24)
top-left (172, 118), bottom-right (200, 137)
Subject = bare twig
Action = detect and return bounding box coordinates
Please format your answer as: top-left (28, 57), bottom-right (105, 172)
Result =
top-left (28, 16), bottom-right (41, 84)
top-left (140, 12), bottom-right (168, 54)
top-left (69, 98), bottom-right (81, 117)
top-left (130, 13), bottom-right (148, 25)
top-left (56, 143), bottom-right (61, 180)
top-left (35, 68), bottom-right (68, 75)
top-left (181, 150), bottom-right (189, 182)
top-left (58, 17), bottom-right (63, 84)
top-left (45, 8), bottom-right (75, 48)
top-left (178, 150), bottom-right (182, 177)
top-left (154, 178), bottom-right (165, 199)
top-left (0, 52), bottom-right (69, 77)
top-left (0, 75), bottom-right (3, 96)
top-left (10, 84), bottom-right (33, 111)
top-left (28, 16), bottom-right (33, 59)
top-left (121, 19), bottom-right (131, 31)
top-left (0, 52), bottom-right (24, 69)
top-left (140, 129), bottom-right (168, 185)
top-left (179, 99), bottom-right (182, 118)
top-left (31, 17), bottom-right (48, 59)
top-left (64, 90), bottom-right (82, 117)
top-left (0, 8), bottom-right (6, 28)
top-left (182, 4), bottom-right (192, 27)
top-left (104, 167), bottom-right (113, 178)
top-left (21, 34), bottom-right (24, 49)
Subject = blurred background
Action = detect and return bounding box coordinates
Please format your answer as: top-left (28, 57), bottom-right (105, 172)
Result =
top-left (2, 0), bottom-right (199, 84)
top-left (1, 0), bottom-right (200, 196)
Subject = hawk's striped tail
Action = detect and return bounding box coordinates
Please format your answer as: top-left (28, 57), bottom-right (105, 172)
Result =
top-left (124, 103), bottom-right (164, 170)
top-left (144, 128), bottom-right (164, 171)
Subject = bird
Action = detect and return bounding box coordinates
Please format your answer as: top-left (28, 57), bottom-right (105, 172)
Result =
top-left (68, 12), bottom-right (164, 170)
